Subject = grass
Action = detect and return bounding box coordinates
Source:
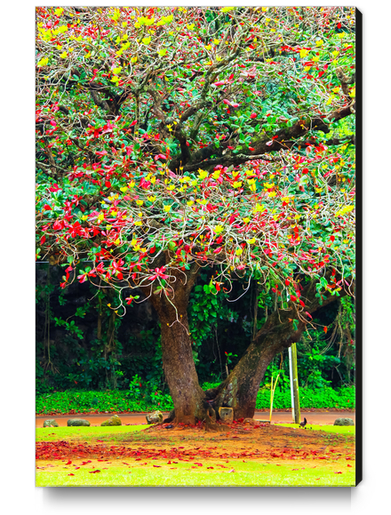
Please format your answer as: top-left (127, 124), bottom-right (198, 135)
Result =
top-left (36, 459), bottom-right (355, 487)
top-left (36, 425), bottom-right (144, 442)
top-left (36, 423), bottom-right (354, 443)
top-left (36, 423), bottom-right (355, 487)
top-left (275, 423), bottom-right (355, 435)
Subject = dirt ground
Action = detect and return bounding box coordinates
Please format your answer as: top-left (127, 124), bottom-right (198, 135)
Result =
top-left (36, 409), bottom-right (355, 427)
top-left (36, 420), bottom-right (355, 475)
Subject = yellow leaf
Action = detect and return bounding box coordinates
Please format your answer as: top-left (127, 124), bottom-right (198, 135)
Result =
top-left (111, 9), bottom-right (121, 22)
top-left (254, 204), bottom-right (265, 213)
top-left (37, 57), bottom-right (49, 67)
top-left (156, 14), bottom-right (173, 26)
top-left (142, 36), bottom-right (151, 45)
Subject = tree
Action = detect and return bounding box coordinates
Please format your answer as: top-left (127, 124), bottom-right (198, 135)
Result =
top-left (36, 6), bottom-right (356, 424)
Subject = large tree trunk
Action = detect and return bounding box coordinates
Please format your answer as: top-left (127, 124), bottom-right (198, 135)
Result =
top-left (210, 314), bottom-right (305, 419)
top-left (145, 266), bottom-right (344, 425)
top-left (147, 264), bottom-right (206, 424)
top-left (210, 279), bottom-right (342, 420)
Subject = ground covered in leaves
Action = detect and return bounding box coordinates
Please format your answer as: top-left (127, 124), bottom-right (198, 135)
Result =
top-left (36, 420), bottom-right (355, 487)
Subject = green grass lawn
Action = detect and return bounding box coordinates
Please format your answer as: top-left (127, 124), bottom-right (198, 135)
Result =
top-left (275, 423), bottom-right (355, 434)
top-left (36, 459), bottom-right (355, 487)
top-left (36, 423), bottom-right (355, 487)
top-left (36, 424), bottom-right (144, 442)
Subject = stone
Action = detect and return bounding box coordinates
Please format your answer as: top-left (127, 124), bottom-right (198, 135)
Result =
top-left (67, 418), bottom-right (90, 427)
top-left (146, 411), bottom-right (163, 424)
top-left (43, 419), bottom-right (58, 427)
top-left (243, 418), bottom-right (258, 425)
top-left (218, 407), bottom-right (233, 424)
top-left (334, 417), bottom-right (354, 426)
top-left (101, 415), bottom-right (122, 426)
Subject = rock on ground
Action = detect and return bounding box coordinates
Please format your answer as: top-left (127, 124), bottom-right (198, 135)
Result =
top-left (146, 411), bottom-right (163, 424)
top-left (334, 417), bottom-right (354, 426)
top-left (67, 418), bottom-right (90, 427)
top-left (101, 415), bottom-right (122, 426)
top-left (43, 419), bottom-right (58, 427)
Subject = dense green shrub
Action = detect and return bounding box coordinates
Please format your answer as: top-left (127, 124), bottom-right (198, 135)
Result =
top-left (36, 381), bottom-right (355, 415)
top-left (255, 385), bottom-right (355, 410)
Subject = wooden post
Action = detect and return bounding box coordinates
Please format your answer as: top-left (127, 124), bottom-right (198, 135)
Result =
top-left (269, 373), bottom-right (280, 422)
top-left (288, 343), bottom-right (301, 424)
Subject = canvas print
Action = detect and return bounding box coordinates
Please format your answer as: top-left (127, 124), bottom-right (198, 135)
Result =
top-left (36, 6), bottom-right (359, 487)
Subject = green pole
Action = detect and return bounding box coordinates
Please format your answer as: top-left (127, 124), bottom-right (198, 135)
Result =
top-left (289, 343), bottom-right (301, 424)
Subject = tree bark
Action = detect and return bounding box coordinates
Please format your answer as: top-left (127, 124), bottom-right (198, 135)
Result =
top-left (147, 264), bottom-right (206, 424)
top-left (145, 267), bottom-right (345, 425)
top-left (209, 279), bottom-right (343, 420)
top-left (211, 311), bottom-right (304, 419)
